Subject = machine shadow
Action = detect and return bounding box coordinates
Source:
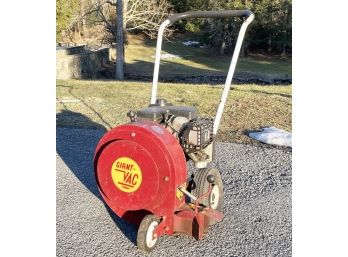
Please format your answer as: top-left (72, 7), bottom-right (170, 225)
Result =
top-left (56, 110), bottom-right (138, 245)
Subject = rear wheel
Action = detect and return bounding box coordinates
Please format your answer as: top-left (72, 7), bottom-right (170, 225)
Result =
top-left (137, 215), bottom-right (160, 252)
top-left (192, 168), bottom-right (224, 224)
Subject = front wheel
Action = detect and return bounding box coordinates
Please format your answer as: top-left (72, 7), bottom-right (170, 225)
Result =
top-left (192, 168), bottom-right (224, 224)
top-left (136, 215), bottom-right (160, 252)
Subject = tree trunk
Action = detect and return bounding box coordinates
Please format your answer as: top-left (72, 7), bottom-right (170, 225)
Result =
top-left (116, 0), bottom-right (124, 80)
top-left (220, 40), bottom-right (226, 55)
top-left (220, 23), bottom-right (228, 55)
top-left (281, 42), bottom-right (287, 58)
top-left (80, 0), bottom-right (85, 36)
top-left (268, 37), bottom-right (272, 52)
top-left (240, 42), bottom-right (247, 57)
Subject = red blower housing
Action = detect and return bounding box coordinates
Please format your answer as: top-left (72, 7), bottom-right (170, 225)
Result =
top-left (94, 120), bottom-right (187, 225)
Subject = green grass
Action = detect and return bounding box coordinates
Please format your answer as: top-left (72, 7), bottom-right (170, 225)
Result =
top-left (56, 79), bottom-right (292, 144)
top-left (124, 35), bottom-right (292, 79)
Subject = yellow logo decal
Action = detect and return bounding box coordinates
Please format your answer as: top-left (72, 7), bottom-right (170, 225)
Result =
top-left (111, 157), bottom-right (142, 193)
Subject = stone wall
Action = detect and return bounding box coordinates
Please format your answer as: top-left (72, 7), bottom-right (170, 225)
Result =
top-left (56, 46), bottom-right (115, 79)
top-left (56, 46), bottom-right (291, 84)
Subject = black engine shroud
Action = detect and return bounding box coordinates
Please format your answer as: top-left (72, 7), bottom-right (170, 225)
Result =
top-left (136, 99), bottom-right (213, 154)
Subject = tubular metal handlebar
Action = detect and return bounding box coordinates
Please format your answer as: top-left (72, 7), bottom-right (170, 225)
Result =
top-left (150, 10), bottom-right (255, 135)
top-left (166, 10), bottom-right (253, 25)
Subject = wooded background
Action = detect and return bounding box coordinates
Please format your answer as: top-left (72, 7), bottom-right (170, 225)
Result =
top-left (57, 0), bottom-right (292, 56)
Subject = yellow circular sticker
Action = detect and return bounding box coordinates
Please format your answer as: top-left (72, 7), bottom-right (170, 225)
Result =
top-left (111, 157), bottom-right (142, 193)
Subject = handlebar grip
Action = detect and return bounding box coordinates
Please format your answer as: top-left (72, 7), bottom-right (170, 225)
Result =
top-left (167, 10), bottom-right (253, 25)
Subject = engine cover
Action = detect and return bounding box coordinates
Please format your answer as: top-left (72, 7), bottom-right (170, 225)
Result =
top-left (137, 105), bottom-right (198, 122)
top-left (94, 120), bottom-right (187, 224)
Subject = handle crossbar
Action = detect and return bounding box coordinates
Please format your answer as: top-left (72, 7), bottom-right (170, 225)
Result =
top-left (150, 10), bottom-right (255, 135)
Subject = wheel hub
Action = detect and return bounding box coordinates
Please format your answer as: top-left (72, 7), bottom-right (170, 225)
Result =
top-left (210, 185), bottom-right (220, 209)
top-left (146, 221), bottom-right (158, 248)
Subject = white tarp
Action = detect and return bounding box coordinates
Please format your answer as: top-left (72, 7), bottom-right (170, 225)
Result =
top-left (151, 53), bottom-right (180, 59)
top-left (248, 127), bottom-right (292, 147)
top-left (182, 40), bottom-right (200, 46)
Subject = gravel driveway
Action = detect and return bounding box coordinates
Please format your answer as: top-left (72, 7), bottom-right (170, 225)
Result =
top-left (56, 127), bottom-right (292, 257)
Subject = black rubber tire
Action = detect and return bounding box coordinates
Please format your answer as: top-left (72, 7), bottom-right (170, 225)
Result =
top-left (192, 168), bottom-right (224, 224)
top-left (136, 215), bottom-right (161, 252)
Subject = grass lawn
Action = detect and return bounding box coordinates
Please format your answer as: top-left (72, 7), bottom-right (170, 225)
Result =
top-left (56, 79), bottom-right (292, 144)
top-left (123, 35), bottom-right (292, 79)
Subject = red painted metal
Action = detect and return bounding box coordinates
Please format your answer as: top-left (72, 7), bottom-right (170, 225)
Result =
top-left (94, 120), bottom-right (187, 227)
top-left (94, 119), bottom-right (223, 241)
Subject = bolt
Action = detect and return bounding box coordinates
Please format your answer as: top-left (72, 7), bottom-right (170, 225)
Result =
top-left (131, 132), bottom-right (136, 137)
top-left (164, 176), bottom-right (169, 182)
top-left (154, 233), bottom-right (157, 238)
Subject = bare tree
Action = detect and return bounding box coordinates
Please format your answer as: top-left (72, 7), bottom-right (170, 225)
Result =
top-left (66, 0), bottom-right (173, 79)
top-left (123, 0), bottom-right (173, 38)
top-left (116, 0), bottom-right (124, 80)
top-left (91, 0), bottom-right (173, 40)
top-left (88, 0), bottom-right (173, 79)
